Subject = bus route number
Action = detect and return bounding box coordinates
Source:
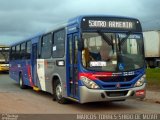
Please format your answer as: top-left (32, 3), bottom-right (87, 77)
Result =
top-left (89, 20), bottom-right (107, 28)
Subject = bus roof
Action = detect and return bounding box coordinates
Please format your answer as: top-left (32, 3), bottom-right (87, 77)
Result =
top-left (10, 15), bottom-right (140, 46)
top-left (68, 15), bottom-right (140, 25)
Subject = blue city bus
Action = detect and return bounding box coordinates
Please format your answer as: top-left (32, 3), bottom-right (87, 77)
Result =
top-left (9, 15), bottom-right (146, 104)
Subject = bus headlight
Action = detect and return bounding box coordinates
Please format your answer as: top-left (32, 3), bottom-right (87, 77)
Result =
top-left (81, 76), bottom-right (100, 89)
top-left (134, 75), bottom-right (146, 87)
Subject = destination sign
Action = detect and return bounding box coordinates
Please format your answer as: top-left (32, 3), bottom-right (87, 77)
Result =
top-left (81, 17), bottom-right (142, 32)
top-left (89, 20), bottom-right (133, 29)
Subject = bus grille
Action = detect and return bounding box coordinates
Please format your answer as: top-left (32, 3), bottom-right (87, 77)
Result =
top-left (97, 75), bottom-right (136, 83)
top-left (106, 90), bottom-right (128, 97)
top-left (102, 84), bottom-right (132, 89)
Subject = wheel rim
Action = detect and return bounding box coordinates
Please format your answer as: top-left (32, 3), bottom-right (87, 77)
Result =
top-left (56, 84), bottom-right (62, 100)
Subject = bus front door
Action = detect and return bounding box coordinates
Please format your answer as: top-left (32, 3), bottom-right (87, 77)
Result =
top-left (68, 33), bottom-right (79, 99)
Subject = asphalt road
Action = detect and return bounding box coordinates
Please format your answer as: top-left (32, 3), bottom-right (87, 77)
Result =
top-left (0, 73), bottom-right (160, 114)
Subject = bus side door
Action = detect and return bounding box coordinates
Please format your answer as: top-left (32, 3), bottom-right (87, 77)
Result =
top-left (67, 33), bottom-right (79, 99)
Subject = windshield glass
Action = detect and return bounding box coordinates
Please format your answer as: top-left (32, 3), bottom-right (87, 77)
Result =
top-left (82, 32), bottom-right (144, 72)
top-left (0, 48), bottom-right (9, 64)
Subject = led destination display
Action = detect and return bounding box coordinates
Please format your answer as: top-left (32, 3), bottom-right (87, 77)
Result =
top-left (81, 17), bottom-right (142, 32)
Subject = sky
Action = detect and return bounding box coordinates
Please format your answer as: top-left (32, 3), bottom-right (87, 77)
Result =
top-left (0, 0), bottom-right (160, 45)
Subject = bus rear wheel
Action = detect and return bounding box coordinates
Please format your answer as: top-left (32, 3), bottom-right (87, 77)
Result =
top-left (19, 74), bottom-right (27, 89)
top-left (54, 80), bottom-right (68, 104)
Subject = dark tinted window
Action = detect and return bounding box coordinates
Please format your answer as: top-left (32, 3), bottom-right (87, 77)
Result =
top-left (38, 39), bottom-right (41, 58)
top-left (16, 45), bottom-right (20, 59)
top-left (52, 29), bottom-right (65, 58)
top-left (41, 33), bottom-right (52, 59)
top-left (21, 42), bottom-right (26, 59)
top-left (10, 46), bottom-right (16, 60)
top-left (26, 41), bottom-right (31, 59)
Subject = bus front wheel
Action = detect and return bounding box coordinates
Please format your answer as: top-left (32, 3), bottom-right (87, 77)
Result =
top-left (54, 80), bottom-right (68, 104)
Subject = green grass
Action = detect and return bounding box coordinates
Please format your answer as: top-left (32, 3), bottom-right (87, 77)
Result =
top-left (146, 68), bottom-right (160, 89)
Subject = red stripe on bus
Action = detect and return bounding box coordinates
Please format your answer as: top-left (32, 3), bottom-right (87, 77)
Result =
top-left (27, 65), bottom-right (34, 87)
top-left (79, 72), bottom-right (113, 80)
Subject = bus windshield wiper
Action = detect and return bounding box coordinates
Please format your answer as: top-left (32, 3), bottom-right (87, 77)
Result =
top-left (120, 31), bottom-right (132, 46)
top-left (97, 31), bottom-right (113, 46)
top-left (97, 31), bottom-right (114, 53)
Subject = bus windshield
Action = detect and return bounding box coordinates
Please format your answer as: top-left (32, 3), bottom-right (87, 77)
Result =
top-left (82, 32), bottom-right (144, 72)
top-left (0, 47), bottom-right (9, 64)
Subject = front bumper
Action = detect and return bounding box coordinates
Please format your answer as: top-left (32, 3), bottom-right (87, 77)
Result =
top-left (79, 83), bottom-right (146, 103)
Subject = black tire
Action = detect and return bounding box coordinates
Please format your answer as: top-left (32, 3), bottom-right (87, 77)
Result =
top-left (54, 80), bottom-right (68, 104)
top-left (52, 88), bottom-right (56, 101)
top-left (19, 73), bottom-right (27, 89)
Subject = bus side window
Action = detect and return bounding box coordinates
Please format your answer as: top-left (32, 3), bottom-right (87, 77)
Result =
top-left (41, 33), bottom-right (52, 59)
top-left (15, 46), bottom-right (17, 60)
top-left (9, 47), bottom-right (12, 60)
top-left (16, 44), bottom-right (20, 60)
top-left (38, 38), bottom-right (41, 58)
top-left (26, 41), bottom-right (31, 59)
top-left (52, 29), bottom-right (65, 58)
top-left (21, 42), bottom-right (26, 59)
top-left (10, 47), bottom-right (14, 60)
top-left (12, 46), bottom-right (16, 60)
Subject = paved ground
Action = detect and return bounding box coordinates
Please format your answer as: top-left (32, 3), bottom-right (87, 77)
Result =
top-left (145, 90), bottom-right (160, 104)
top-left (0, 73), bottom-right (160, 114)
